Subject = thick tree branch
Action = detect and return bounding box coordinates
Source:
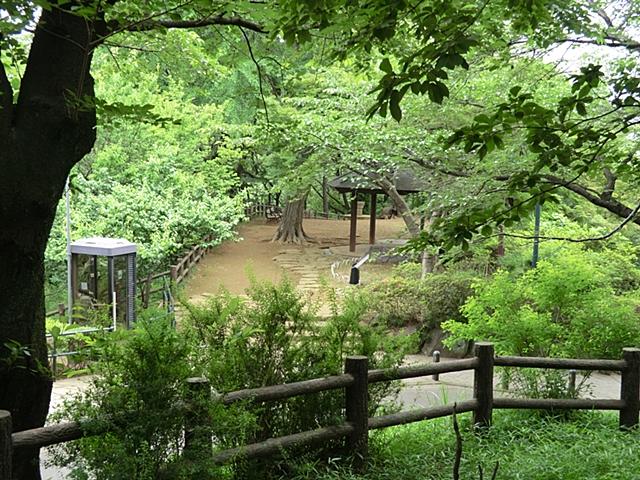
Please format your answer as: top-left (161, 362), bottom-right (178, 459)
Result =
top-left (127, 16), bottom-right (265, 33)
top-left (240, 27), bottom-right (269, 123)
top-left (402, 148), bottom-right (471, 178)
top-left (351, 167), bottom-right (422, 237)
top-left (555, 36), bottom-right (640, 50)
top-left (498, 199), bottom-right (640, 243)
top-left (542, 174), bottom-right (640, 226)
top-left (403, 148), bottom-right (639, 228)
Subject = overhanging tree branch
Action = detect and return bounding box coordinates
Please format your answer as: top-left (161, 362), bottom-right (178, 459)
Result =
top-left (497, 199), bottom-right (640, 243)
top-left (240, 26), bottom-right (269, 124)
top-left (541, 174), bottom-right (640, 226)
top-left (127, 15), bottom-right (265, 33)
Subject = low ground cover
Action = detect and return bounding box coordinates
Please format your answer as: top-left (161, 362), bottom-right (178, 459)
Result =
top-left (293, 411), bottom-right (640, 480)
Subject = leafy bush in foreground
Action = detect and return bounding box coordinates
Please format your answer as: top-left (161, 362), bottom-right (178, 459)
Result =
top-left (49, 281), bottom-right (414, 479)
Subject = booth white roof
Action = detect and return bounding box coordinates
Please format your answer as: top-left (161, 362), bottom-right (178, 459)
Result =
top-left (70, 237), bottom-right (137, 256)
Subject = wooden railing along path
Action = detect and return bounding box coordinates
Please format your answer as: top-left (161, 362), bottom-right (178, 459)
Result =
top-left (168, 234), bottom-right (215, 285)
top-left (2, 343), bottom-right (640, 477)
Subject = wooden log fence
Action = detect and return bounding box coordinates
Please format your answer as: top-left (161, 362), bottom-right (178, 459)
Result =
top-left (169, 234), bottom-right (214, 285)
top-left (244, 202), bottom-right (350, 221)
top-left (4, 344), bottom-right (640, 477)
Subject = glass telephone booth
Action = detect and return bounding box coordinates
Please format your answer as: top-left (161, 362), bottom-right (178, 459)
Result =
top-left (69, 237), bottom-right (137, 329)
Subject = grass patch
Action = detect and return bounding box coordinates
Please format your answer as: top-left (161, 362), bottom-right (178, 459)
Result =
top-left (289, 411), bottom-right (640, 479)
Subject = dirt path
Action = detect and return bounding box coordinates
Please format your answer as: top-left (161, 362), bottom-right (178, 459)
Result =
top-left (185, 217), bottom-right (407, 299)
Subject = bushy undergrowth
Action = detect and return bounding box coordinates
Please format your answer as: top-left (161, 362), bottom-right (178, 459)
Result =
top-left (289, 411), bottom-right (640, 480)
top-left (360, 265), bottom-right (475, 332)
top-left (443, 247), bottom-right (640, 398)
top-left (443, 249), bottom-right (640, 360)
top-left (49, 280), bottom-right (414, 479)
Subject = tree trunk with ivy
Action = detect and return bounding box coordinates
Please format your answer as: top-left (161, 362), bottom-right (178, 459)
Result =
top-left (272, 193), bottom-right (311, 244)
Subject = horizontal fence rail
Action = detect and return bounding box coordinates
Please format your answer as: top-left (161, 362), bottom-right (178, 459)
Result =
top-left (495, 356), bottom-right (627, 371)
top-left (170, 234), bottom-right (214, 285)
top-left (221, 374), bottom-right (354, 405)
top-left (3, 343), bottom-right (640, 478)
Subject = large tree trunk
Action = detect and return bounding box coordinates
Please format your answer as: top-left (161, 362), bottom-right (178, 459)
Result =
top-left (0, 7), bottom-right (98, 479)
top-left (272, 193), bottom-right (311, 244)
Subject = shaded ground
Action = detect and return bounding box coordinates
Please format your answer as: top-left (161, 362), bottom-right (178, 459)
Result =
top-left (185, 217), bottom-right (408, 299)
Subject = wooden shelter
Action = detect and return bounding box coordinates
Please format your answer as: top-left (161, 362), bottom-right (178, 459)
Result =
top-left (329, 171), bottom-right (425, 252)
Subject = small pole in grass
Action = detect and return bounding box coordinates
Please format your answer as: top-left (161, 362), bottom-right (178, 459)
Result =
top-left (349, 266), bottom-right (360, 285)
top-left (432, 350), bottom-right (441, 381)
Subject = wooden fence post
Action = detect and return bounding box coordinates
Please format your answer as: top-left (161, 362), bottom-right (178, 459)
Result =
top-left (567, 369), bottom-right (577, 397)
top-left (170, 265), bottom-right (178, 283)
top-left (184, 377), bottom-right (211, 456)
top-left (0, 410), bottom-right (12, 480)
top-left (620, 348), bottom-right (640, 429)
top-left (344, 356), bottom-right (368, 472)
top-left (473, 342), bottom-right (494, 429)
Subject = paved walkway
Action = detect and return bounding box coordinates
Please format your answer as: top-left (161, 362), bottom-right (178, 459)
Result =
top-left (397, 354), bottom-right (622, 407)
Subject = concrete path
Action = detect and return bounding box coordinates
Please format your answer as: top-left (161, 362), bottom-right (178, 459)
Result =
top-left (396, 354), bottom-right (622, 408)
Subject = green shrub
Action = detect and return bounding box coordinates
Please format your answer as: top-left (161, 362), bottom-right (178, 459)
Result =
top-left (360, 268), bottom-right (476, 333)
top-left (49, 314), bottom-right (210, 479)
top-left (443, 251), bottom-right (640, 399)
top-left (184, 279), bottom-right (412, 445)
top-left (443, 251), bottom-right (640, 360)
top-left (50, 281), bottom-right (414, 479)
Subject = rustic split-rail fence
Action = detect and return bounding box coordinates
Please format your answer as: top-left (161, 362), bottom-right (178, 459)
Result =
top-left (2, 343), bottom-right (639, 477)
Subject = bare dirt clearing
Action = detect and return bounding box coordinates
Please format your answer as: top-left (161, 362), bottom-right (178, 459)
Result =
top-left (185, 217), bottom-right (408, 299)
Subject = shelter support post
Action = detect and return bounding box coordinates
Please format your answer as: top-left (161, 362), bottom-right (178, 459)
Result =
top-left (350, 195), bottom-right (358, 252)
top-left (369, 193), bottom-right (376, 245)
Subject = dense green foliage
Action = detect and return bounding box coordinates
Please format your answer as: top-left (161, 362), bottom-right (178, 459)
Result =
top-left (443, 244), bottom-right (640, 360)
top-left (6, 1), bottom-right (640, 478)
top-left (359, 265), bottom-right (475, 345)
top-left (44, 32), bottom-right (254, 303)
top-left (50, 280), bottom-right (414, 479)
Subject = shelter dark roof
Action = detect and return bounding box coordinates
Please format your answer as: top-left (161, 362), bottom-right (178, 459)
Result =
top-left (329, 170), bottom-right (426, 195)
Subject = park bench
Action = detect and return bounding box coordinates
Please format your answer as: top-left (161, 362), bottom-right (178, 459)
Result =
top-left (265, 205), bottom-right (282, 221)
